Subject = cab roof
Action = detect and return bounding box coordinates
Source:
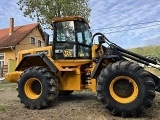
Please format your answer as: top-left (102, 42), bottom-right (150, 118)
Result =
top-left (51, 16), bottom-right (89, 25)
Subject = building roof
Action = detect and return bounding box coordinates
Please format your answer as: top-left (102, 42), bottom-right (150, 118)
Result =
top-left (0, 23), bottom-right (44, 48)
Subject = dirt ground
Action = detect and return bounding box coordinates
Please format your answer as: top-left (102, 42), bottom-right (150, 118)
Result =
top-left (1, 81), bottom-right (160, 120)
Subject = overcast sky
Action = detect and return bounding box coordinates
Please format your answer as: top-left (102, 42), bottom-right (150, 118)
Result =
top-left (1, 0), bottom-right (160, 48)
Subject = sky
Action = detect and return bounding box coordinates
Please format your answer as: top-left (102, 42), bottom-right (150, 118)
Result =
top-left (1, 0), bottom-right (160, 48)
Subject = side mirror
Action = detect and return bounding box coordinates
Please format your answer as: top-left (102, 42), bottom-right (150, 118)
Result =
top-left (95, 35), bottom-right (105, 52)
top-left (98, 36), bottom-right (105, 44)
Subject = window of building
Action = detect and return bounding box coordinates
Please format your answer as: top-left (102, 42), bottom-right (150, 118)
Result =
top-left (30, 37), bottom-right (36, 45)
top-left (0, 53), bottom-right (4, 77)
top-left (37, 40), bottom-right (42, 47)
top-left (0, 54), bottom-right (4, 66)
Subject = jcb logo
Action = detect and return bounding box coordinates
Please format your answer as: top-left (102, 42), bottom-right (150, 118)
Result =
top-left (63, 49), bottom-right (72, 57)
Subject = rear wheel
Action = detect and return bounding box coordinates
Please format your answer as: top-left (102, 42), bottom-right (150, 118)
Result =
top-left (97, 61), bottom-right (155, 117)
top-left (17, 66), bottom-right (58, 109)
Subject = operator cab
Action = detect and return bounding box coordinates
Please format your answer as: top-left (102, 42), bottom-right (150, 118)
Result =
top-left (51, 16), bottom-right (92, 60)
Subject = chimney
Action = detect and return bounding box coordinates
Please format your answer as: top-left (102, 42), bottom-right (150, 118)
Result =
top-left (9, 18), bottom-right (14, 35)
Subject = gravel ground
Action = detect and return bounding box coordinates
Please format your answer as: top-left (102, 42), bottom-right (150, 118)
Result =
top-left (1, 82), bottom-right (160, 120)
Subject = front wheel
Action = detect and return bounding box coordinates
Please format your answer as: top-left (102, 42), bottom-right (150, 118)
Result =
top-left (97, 61), bottom-right (155, 117)
top-left (17, 66), bottom-right (59, 109)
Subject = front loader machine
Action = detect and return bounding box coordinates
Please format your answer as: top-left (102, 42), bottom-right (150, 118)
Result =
top-left (5, 16), bottom-right (160, 118)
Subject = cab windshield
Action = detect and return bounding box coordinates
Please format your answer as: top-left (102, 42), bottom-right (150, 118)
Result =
top-left (56, 21), bottom-right (75, 42)
top-left (56, 21), bottom-right (92, 45)
top-left (75, 21), bottom-right (92, 46)
top-left (53, 20), bottom-right (92, 59)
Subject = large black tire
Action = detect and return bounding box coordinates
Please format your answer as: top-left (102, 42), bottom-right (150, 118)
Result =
top-left (97, 61), bottom-right (155, 117)
top-left (59, 90), bottom-right (74, 96)
top-left (17, 66), bottom-right (59, 109)
top-left (149, 72), bottom-right (160, 92)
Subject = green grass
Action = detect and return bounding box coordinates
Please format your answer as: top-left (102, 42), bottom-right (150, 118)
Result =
top-left (128, 45), bottom-right (160, 76)
top-left (0, 105), bottom-right (5, 112)
top-left (128, 45), bottom-right (160, 58)
top-left (0, 82), bottom-right (17, 91)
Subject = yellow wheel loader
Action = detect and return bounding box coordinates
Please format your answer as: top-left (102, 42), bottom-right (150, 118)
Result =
top-left (5, 16), bottom-right (160, 117)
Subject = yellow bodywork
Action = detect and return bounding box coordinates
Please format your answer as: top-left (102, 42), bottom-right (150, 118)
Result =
top-left (4, 15), bottom-right (106, 92)
top-left (5, 44), bottom-right (103, 92)
top-left (5, 71), bottom-right (22, 83)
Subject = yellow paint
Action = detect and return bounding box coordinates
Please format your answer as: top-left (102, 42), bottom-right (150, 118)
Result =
top-left (84, 78), bottom-right (97, 92)
top-left (63, 49), bottom-right (72, 57)
top-left (109, 76), bottom-right (138, 104)
top-left (8, 59), bottom-right (17, 72)
top-left (92, 45), bottom-right (99, 58)
top-left (58, 71), bottom-right (81, 90)
top-left (5, 44), bottom-right (106, 92)
top-left (24, 78), bottom-right (42, 99)
top-left (53, 59), bottom-right (91, 68)
top-left (17, 46), bottom-right (52, 64)
top-left (5, 71), bottom-right (22, 83)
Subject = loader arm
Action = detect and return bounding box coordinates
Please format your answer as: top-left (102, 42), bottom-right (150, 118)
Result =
top-left (92, 32), bottom-right (160, 92)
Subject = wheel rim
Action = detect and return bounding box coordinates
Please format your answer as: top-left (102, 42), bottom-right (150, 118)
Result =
top-left (24, 78), bottom-right (42, 99)
top-left (109, 76), bottom-right (138, 104)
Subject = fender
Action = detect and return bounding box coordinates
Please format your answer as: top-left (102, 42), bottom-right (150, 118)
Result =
top-left (91, 54), bottom-right (121, 78)
top-left (15, 53), bottom-right (58, 74)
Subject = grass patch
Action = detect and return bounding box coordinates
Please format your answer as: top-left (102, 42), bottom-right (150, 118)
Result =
top-left (0, 105), bottom-right (5, 112)
top-left (129, 45), bottom-right (160, 58)
top-left (0, 82), bottom-right (17, 91)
